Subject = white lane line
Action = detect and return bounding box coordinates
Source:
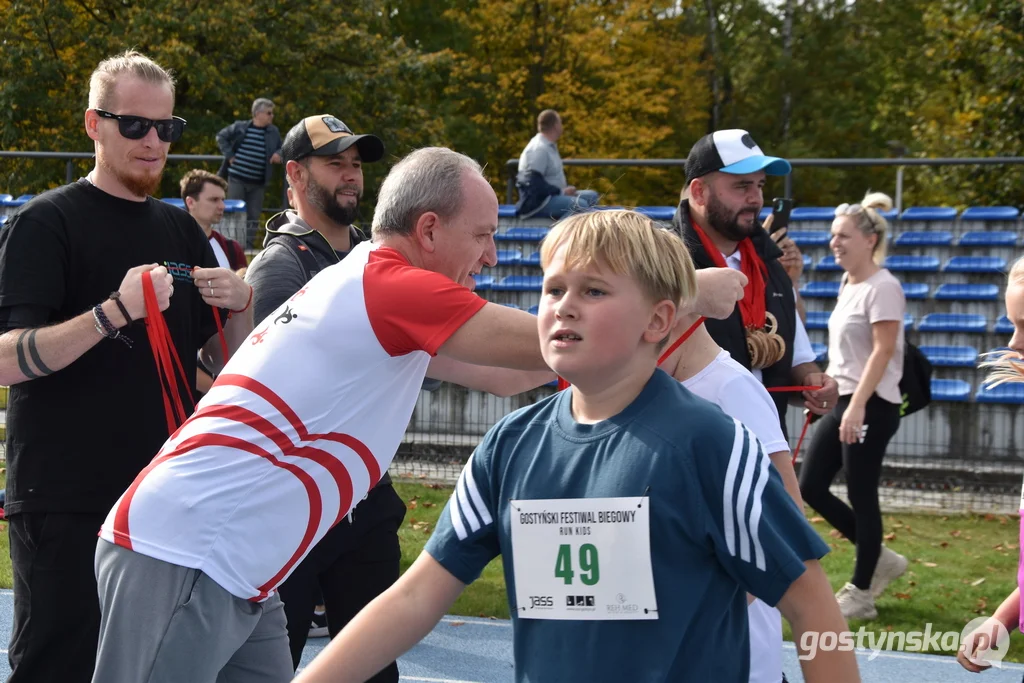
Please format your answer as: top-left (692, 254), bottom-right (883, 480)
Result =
top-left (440, 616), bottom-right (510, 628)
top-left (782, 642), bottom-right (1024, 669)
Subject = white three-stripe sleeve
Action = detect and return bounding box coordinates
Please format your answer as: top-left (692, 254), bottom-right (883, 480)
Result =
top-left (720, 419), bottom-right (769, 569)
top-left (450, 454), bottom-right (494, 541)
top-left (721, 419), bottom-right (745, 558)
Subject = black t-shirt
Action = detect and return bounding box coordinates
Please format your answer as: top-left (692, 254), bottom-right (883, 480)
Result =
top-left (0, 180), bottom-right (219, 515)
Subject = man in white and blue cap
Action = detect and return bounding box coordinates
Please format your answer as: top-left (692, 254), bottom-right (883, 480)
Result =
top-left (671, 130), bottom-right (839, 683)
top-left (671, 128), bottom-right (837, 430)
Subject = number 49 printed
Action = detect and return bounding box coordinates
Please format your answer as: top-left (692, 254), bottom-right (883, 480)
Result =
top-left (554, 543), bottom-right (600, 586)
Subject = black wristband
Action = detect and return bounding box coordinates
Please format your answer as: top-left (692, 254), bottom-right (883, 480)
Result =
top-left (108, 291), bottom-right (132, 327)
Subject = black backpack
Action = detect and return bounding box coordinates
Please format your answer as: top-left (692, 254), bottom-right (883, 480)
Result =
top-left (268, 233), bottom-right (323, 281)
top-left (899, 342), bottom-right (933, 418)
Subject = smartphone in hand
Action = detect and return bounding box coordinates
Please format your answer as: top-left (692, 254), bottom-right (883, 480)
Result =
top-left (769, 197), bottom-right (793, 234)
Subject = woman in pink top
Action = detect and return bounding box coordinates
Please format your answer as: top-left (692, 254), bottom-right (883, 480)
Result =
top-left (798, 193), bottom-right (908, 621)
top-left (959, 256), bottom-right (1024, 673)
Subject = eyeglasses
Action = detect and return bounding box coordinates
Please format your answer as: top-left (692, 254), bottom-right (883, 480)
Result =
top-left (93, 109), bottom-right (187, 143)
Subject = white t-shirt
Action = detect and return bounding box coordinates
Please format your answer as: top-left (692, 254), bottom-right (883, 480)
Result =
top-left (682, 349), bottom-right (789, 683)
top-left (827, 269), bottom-right (905, 404)
top-left (100, 241), bottom-right (487, 601)
top-left (724, 250), bottom-right (816, 382)
top-left (209, 236), bottom-right (231, 269)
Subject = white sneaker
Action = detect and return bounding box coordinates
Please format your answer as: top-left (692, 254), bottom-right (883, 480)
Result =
top-left (836, 582), bottom-right (877, 620)
top-left (870, 546), bottom-right (908, 598)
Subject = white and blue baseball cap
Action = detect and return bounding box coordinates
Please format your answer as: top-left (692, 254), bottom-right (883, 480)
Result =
top-left (685, 129), bottom-right (791, 181)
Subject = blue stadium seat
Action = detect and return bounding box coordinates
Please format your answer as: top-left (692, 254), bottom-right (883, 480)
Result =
top-left (0, 215), bottom-right (7, 226)
top-left (932, 379), bottom-right (972, 402)
top-left (161, 198), bottom-right (186, 209)
top-left (473, 275), bottom-right (495, 291)
top-left (523, 251), bottom-right (541, 266)
top-left (995, 316), bottom-right (1015, 335)
top-left (883, 255), bottom-right (940, 272)
top-left (901, 207), bottom-right (958, 221)
top-left (223, 199), bottom-right (246, 212)
top-left (496, 227), bottom-right (548, 242)
top-left (0, 194), bottom-right (11, 204)
top-left (904, 313), bottom-right (914, 330)
top-left (800, 281), bottom-right (840, 298)
top-left (959, 231), bottom-right (1017, 247)
top-left (919, 345), bottom-right (978, 367)
top-left (943, 256), bottom-right (1007, 274)
top-left (498, 205), bottom-right (517, 219)
top-left (787, 231), bottom-right (830, 247)
top-left (492, 275), bottom-right (543, 291)
top-left (802, 254), bottom-right (812, 270)
top-left (791, 207), bottom-right (836, 222)
top-left (805, 311), bottom-right (830, 330)
top-left (501, 303), bottom-right (521, 309)
top-left (933, 283), bottom-right (999, 301)
top-left (496, 249), bottom-right (522, 266)
top-left (811, 342), bottom-right (828, 363)
top-left (976, 381), bottom-right (1024, 404)
top-left (893, 231), bottom-right (953, 247)
top-left (815, 255), bottom-right (842, 272)
top-left (527, 305), bottom-right (539, 315)
top-left (902, 282), bottom-right (929, 299)
top-left (635, 206), bottom-right (676, 221)
top-left (918, 313), bottom-right (987, 333)
top-left (961, 206), bottom-right (1020, 221)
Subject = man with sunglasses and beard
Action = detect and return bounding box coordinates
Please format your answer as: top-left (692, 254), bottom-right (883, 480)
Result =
top-left (0, 50), bottom-right (254, 683)
top-left (244, 115), bottom-right (411, 678)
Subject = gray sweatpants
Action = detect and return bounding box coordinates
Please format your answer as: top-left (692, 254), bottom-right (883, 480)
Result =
top-left (92, 539), bottom-right (292, 683)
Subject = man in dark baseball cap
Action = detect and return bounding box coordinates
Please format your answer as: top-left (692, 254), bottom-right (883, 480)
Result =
top-left (282, 114), bottom-right (385, 164)
top-left (246, 115), bottom-right (407, 678)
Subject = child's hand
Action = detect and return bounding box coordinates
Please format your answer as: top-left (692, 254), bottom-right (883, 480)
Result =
top-left (957, 617), bottom-right (1007, 672)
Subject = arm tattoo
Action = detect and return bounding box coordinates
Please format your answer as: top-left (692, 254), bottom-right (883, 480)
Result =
top-left (26, 329), bottom-right (54, 376)
top-left (15, 330), bottom-right (40, 380)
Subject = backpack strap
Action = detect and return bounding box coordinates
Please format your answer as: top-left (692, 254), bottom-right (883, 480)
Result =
top-left (267, 233), bottom-right (322, 282)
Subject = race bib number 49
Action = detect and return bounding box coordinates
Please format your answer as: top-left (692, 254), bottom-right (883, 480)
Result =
top-left (509, 496), bottom-right (658, 620)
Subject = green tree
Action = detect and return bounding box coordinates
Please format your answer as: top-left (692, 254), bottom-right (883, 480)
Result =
top-left (440, 0), bottom-right (710, 207)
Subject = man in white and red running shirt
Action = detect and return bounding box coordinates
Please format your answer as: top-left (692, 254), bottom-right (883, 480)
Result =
top-left (90, 146), bottom-right (555, 683)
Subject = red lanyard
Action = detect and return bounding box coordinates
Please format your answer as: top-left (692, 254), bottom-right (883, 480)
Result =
top-left (765, 386), bottom-right (822, 465)
top-left (142, 271), bottom-right (194, 435)
top-left (554, 313), bottom-right (820, 464)
top-left (141, 272), bottom-right (232, 435)
top-left (555, 316), bottom-right (708, 391)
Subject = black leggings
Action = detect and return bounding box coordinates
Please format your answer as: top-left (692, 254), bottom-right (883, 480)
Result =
top-left (798, 393), bottom-right (901, 589)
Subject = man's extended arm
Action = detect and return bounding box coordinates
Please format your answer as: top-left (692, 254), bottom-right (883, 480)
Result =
top-left (0, 265), bottom-right (174, 385)
top-left (427, 355), bottom-right (554, 396)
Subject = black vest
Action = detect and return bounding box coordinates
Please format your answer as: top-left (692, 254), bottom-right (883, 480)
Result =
top-left (672, 200), bottom-right (799, 437)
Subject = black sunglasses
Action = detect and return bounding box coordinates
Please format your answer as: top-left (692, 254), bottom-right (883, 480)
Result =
top-left (93, 109), bottom-right (187, 143)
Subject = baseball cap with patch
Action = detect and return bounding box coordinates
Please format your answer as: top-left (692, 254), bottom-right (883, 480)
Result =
top-left (685, 129), bottom-right (791, 181)
top-left (281, 115), bottom-right (385, 164)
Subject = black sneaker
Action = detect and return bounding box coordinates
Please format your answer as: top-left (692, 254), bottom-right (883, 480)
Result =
top-left (309, 609), bottom-right (328, 638)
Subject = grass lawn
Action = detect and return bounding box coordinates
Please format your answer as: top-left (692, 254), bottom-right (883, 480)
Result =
top-left (394, 481), bottom-right (1024, 662)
